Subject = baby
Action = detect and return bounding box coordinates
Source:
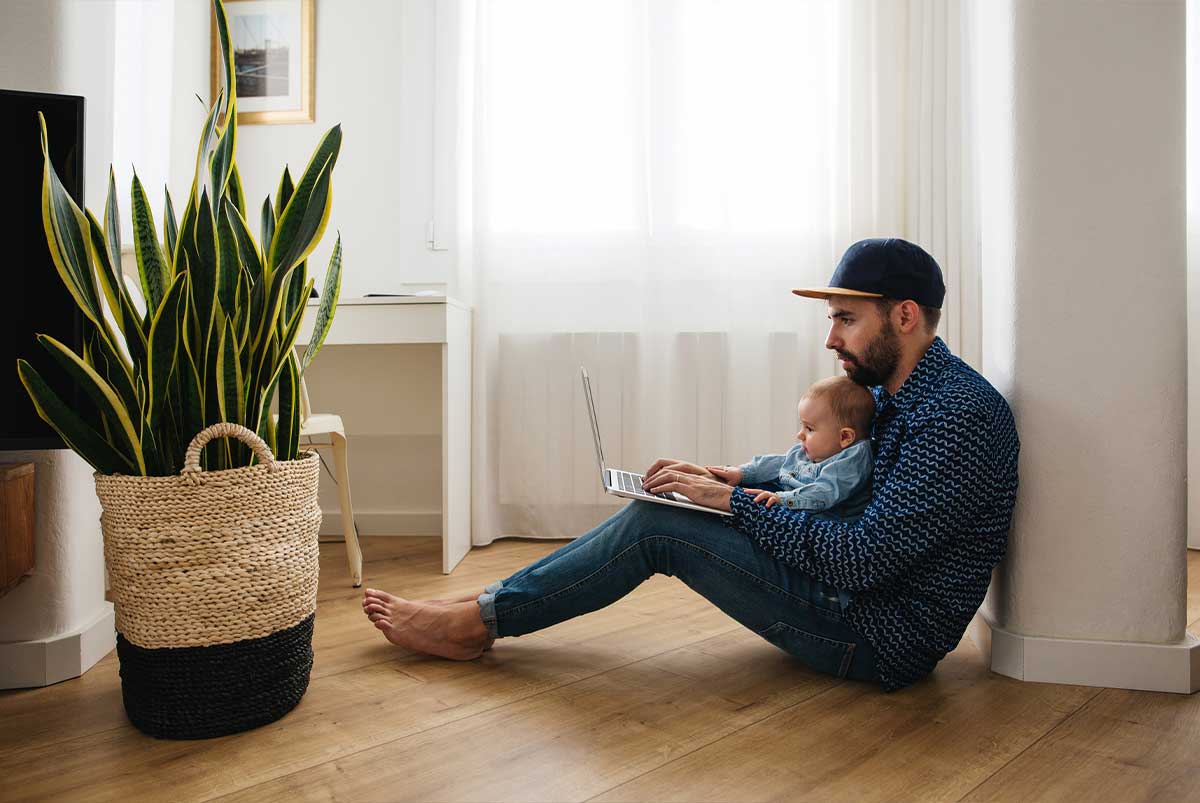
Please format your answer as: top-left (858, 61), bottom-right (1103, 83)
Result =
top-left (708, 375), bottom-right (874, 519)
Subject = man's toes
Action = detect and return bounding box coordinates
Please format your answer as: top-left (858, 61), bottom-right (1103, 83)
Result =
top-left (372, 617), bottom-right (391, 631)
top-left (364, 601), bottom-right (388, 616)
top-left (364, 588), bottom-right (401, 605)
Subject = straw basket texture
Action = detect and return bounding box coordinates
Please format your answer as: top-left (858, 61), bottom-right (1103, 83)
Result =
top-left (94, 423), bottom-right (322, 739)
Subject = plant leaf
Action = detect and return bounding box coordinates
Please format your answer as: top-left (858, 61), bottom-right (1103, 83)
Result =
top-left (212, 0), bottom-right (236, 117)
top-left (103, 167), bottom-right (121, 274)
top-left (302, 234), bottom-right (342, 373)
top-left (275, 166), bottom-right (295, 218)
top-left (192, 91), bottom-right (222, 205)
top-left (86, 210), bottom-right (145, 370)
top-left (223, 197), bottom-right (263, 282)
top-left (163, 185), bottom-right (179, 272)
top-left (81, 318), bottom-right (141, 433)
top-left (210, 94), bottom-right (237, 202)
top-left (190, 190), bottom-right (220, 354)
top-left (260, 195), bottom-right (276, 264)
top-left (36, 334), bottom-right (146, 474)
top-left (17, 360), bottom-right (136, 475)
top-left (275, 351), bottom-right (300, 461)
top-left (131, 170), bottom-right (170, 310)
top-left (215, 315), bottom-right (243, 428)
top-left (227, 164), bottom-right (247, 219)
top-left (38, 114), bottom-right (110, 337)
top-left (215, 201), bottom-right (241, 317)
top-left (147, 272), bottom-right (187, 428)
top-left (267, 125), bottom-right (342, 274)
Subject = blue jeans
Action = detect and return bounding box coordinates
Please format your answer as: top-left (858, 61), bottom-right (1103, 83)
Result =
top-left (476, 500), bottom-right (881, 684)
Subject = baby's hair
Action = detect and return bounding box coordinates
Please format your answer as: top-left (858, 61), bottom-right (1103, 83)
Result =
top-left (802, 376), bottom-right (875, 439)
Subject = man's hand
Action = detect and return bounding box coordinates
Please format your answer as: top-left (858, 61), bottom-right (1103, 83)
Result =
top-left (706, 465), bottom-right (743, 487)
top-left (642, 467), bottom-right (734, 513)
top-left (742, 488), bottom-right (781, 508)
top-left (643, 459), bottom-right (718, 483)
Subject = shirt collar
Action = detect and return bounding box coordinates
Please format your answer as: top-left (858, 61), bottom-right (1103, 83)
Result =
top-left (872, 337), bottom-right (952, 413)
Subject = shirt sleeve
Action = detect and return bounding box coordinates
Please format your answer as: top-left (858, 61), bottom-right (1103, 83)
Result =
top-left (738, 453), bottom-right (786, 485)
top-left (727, 400), bottom-right (997, 593)
top-left (775, 444), bottom-right (869, 511)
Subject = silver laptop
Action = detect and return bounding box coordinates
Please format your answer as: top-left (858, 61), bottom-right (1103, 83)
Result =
top-left (580, 367), bottom-right (733, 516)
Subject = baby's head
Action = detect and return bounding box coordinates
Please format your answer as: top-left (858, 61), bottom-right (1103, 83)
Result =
top-left (796, 376), bottom-right (875, 462)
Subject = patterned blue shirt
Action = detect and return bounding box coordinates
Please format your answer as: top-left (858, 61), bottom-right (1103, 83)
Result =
top-left (739, 439), bottom-right (873, 518)
top-left (727, 338), bottom-right (1019, 691)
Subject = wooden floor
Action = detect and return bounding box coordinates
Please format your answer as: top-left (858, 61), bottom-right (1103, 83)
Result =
top-left (4, 539), bottom-right (1200, 802)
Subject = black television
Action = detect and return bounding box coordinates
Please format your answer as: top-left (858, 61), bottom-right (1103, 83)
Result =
top-left (2, 89), bottom-right (86, 450)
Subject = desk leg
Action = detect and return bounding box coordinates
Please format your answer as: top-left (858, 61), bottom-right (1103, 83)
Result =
top-left (442, 306), bottom-right (472, 573)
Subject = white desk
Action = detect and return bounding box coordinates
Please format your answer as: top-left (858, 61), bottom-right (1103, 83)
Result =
top-left (296, 296), bottom-right (472, 574)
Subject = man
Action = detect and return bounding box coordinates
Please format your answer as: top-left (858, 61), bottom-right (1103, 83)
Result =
top-left (363, 238), bottom-right (1019, 691)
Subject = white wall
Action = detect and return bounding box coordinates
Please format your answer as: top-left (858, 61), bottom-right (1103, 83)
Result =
top-left (215, 0), bottom-right (456, 296)
top-left (2, 0), bottom-right (116, 213)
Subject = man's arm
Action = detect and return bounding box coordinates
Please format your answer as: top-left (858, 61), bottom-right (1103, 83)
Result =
top-left (729, 401), bottom-right (998, 592)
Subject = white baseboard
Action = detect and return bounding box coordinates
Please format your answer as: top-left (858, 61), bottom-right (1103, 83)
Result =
top-left (318, 509), bottom-right (441, 537)
top-left (968, 612), bottom-right (1200, 694)
top-left (0, 605), bottom-right (115, 689)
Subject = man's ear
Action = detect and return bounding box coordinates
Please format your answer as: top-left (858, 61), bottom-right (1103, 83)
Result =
top-left (839, 427), bottom-right (856, 448)
top-left (896, 300), bottom-right (921, 334)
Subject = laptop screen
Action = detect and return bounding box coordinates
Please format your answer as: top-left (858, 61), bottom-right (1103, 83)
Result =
top-left (580, 367), bottom-right (608, 490)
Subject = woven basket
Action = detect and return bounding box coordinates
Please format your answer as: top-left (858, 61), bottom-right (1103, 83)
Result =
top-left (94, 423), bottom-right (322, 739)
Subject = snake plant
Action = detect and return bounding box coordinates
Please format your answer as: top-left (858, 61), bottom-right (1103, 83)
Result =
top-left (16, 0), bottom-right (342, 475)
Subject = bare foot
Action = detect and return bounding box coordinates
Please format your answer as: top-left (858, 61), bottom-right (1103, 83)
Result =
top-left (428, 591), bottom-right (484, 605)
top-left (427, 591), bottom-right (494, 650)
top-left (362, 588), bottom-right (493, 658)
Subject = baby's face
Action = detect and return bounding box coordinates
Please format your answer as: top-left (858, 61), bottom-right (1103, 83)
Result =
top-left (795, 397), bottom-right (846, 463)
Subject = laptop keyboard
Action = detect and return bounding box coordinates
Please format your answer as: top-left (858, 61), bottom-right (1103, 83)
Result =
top-left (617, 470), bottom-right (674, 500)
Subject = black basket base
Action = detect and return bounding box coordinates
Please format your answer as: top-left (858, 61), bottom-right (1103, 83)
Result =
top-left (116, 613), bottom-right (315, 740)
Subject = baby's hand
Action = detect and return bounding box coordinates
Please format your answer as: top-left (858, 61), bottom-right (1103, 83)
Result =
top-left (706, 465), bottom-right (743, 486)
top-left (741, 488), bottom-right (781, 507)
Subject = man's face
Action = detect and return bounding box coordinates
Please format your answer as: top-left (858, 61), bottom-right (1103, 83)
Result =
top-left (824, 297), bottom-right (900, 387)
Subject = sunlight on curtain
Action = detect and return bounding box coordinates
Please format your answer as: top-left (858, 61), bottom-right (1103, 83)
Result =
top-left (112, 0), bottom-right (175, 245)
top-left (463, 0), bottom-right (976, 543)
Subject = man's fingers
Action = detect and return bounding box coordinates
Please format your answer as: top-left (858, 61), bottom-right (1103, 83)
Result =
top-left (644, 459), bottom-right (671, 479)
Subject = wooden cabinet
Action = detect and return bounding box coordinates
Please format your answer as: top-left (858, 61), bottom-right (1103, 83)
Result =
top-left (0, 462), bottom-right (35, 597)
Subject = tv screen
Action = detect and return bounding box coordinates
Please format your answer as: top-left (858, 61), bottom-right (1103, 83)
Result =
top-left (1, 89), bottom-right (86, 450)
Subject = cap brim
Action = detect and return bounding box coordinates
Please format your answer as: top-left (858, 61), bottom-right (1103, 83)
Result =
top-left (791, 287), bottom-right (884, 300)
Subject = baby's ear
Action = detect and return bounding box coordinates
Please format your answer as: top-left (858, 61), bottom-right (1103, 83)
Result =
top-left (839, 427), bottom-right (856, 448)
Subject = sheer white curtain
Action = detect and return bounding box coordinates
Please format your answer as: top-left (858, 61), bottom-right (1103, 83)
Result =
top-left (112, 0), bottom-right (175, 245)
top-left (458, 0), bottom-right (977, 545)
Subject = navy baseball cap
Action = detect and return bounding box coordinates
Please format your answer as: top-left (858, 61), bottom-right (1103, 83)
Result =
top-left (792, 238), bottom-right (946, 309)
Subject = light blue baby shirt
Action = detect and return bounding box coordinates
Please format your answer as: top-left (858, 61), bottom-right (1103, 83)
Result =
top-left (738, 439), bottom-right (873, 518)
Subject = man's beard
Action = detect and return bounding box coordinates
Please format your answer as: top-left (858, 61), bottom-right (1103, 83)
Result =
top-left (838, 320), bottom-right (901, 387)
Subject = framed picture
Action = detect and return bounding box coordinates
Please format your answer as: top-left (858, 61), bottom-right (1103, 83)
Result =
top-left (212, 0), bottom-right (315, 125)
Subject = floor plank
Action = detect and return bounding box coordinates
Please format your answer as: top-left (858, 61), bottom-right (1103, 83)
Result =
top-left (960, 687), bottom-right (1200, 802)
top-left (0, 540), bottom-right (749, 802)
top-left (588, 641), bottom-right (1097, 803)
top-left (212, 630), bottom-right (841, 803)
top-left (2, 537), bottom-right (1199, 803)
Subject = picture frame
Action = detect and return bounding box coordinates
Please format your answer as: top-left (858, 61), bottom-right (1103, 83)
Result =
top-left (211, 0), bottom-right (315, 125)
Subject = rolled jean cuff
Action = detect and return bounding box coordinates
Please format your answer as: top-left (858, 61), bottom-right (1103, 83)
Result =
top-left (477, 580), bottom-right (504, 639)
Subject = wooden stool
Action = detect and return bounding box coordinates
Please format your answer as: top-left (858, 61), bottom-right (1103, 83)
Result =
top-left (0, 463), bottom-right (35, 597)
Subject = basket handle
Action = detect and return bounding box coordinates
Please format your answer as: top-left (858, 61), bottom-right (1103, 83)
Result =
top-left (181, 423), bottom-right (278, 475)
